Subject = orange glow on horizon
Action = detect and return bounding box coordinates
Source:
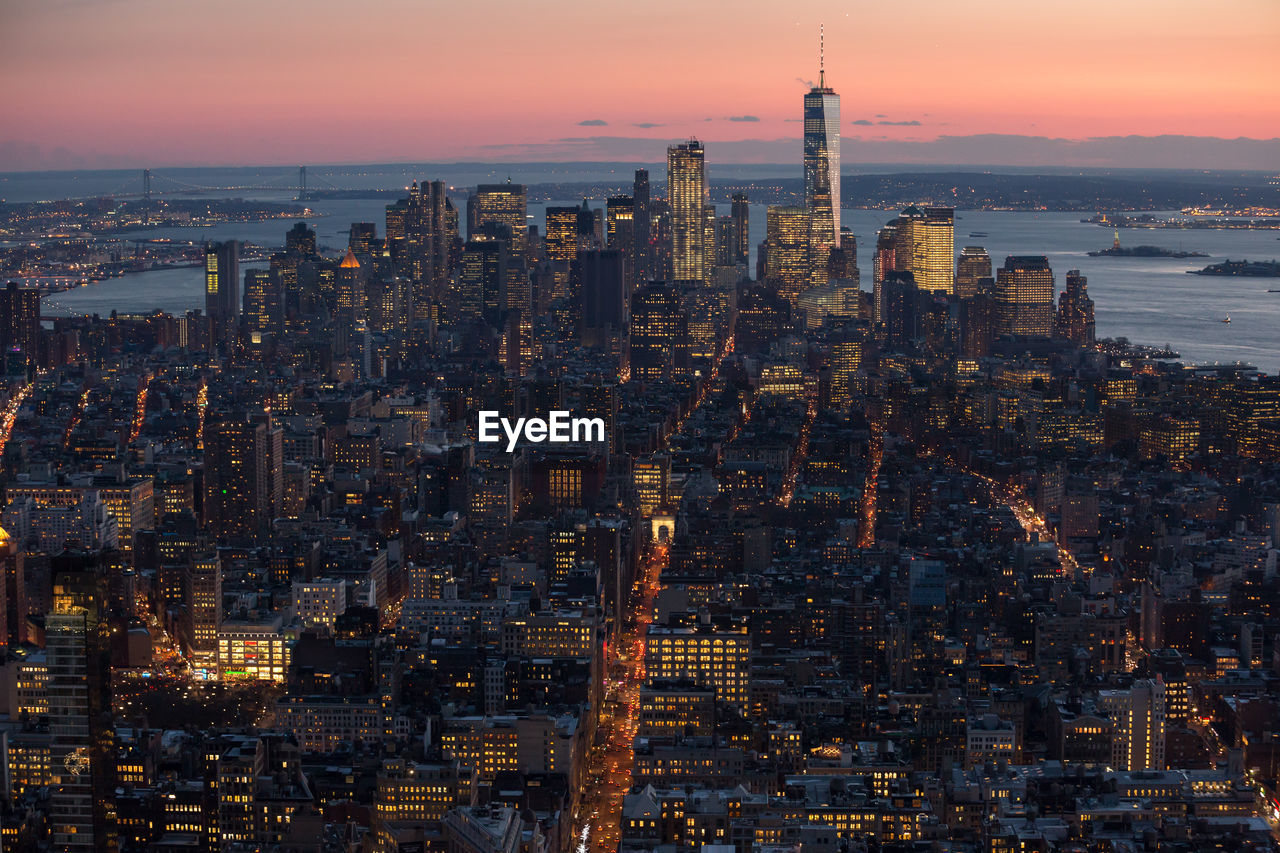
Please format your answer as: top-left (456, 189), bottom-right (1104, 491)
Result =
top-left (1, 0), bottom-right (1276, 170)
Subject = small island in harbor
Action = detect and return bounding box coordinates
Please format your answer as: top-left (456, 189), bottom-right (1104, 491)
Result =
top-left (1186, 259), bottom-right (1280, 277)
top-left (1088, 231), bottom-right (1207, 258)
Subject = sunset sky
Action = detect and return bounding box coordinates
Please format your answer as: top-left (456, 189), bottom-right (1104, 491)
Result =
top-left (3, 0), bottom-right (1278, 171)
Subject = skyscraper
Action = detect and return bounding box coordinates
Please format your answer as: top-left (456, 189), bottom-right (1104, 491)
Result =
top-left (458, 239), bottom-right (508, 326)
top-left (284, 221), bottom-right (317, 258)
top-left (243, 269), bottom-right (285, 338)
top-left (629, 282), bottom-right (683, 381)
top-left (204, 241), bottom-right (239, 341)
top-left (386, 179), bottom-right (450, 318)
top-left (764, 206), bottom-right (811, 306)
top-left (545, 206), bottom-right (579, 300)
top-left (634, 169), bottom-right (651, 281)
top-left (956, 246), bottom-right (992, 300)
top-left (1055, 269), bottom-right (1096, 345)
top-left (667, 140), bottom-right (707, 282)
top-left (995, 255), bottom-right (1056, 338)
top-left (47, 557), bottom-right (117, 852)
top-left (335, 247), bottom-right (365, 322)
top-left (804, 39), bottom-right (840, 258)
top-left (0, 281), bottom-right (41, 365)
top-left (895, 206), bottom-right (954, 294)
top-left (731, 193), bottom-right (750, 265)
top-left (468, 182), bottom-right (528, 257)
top-left (202, 412), bottom-right (279, 538)
top-left (580, 249), bottom-right (627, 349)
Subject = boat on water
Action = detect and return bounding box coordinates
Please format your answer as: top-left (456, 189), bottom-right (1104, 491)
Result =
top-left (969, 232), bottom-right (988, 238)
top-left (1223, 316), bottom-right (1232, 324)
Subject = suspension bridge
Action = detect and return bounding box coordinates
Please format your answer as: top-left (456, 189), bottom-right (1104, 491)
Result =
top-left (73, 166), bottom-right (342, 202)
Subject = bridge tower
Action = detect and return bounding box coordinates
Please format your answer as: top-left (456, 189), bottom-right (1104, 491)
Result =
top-left (297, 165), bottom-right (307, 201)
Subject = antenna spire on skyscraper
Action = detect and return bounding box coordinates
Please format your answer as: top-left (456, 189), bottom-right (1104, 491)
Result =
top-left (819, 23), bottom-right (825, 88)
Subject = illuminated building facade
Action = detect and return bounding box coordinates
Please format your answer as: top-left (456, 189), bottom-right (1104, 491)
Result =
top-left (765, 206), bottom-right (811, 306)
top-left (995, 255), bottom-right (1056, 338)
top-left (190, 551), bottom-right (222, 654)
top-left (804, 65), bottom-right (841, 259)
top-left (629, 282), bottom-right (683, 381)
top-left (667, 140), bottom-right (707, 282)
top-left (217, 614), bottom-right (292, 682)
top-left (955, 245), bottom-right (992, 300)
top-left (468, 182), bottom-right (528, 257)
top-left (644, 627), bottom-right (751, 711)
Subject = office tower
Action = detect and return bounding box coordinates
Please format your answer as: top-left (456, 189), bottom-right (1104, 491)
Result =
top-left (765, 206), bottom-right (811, 306)
top-left (649, 199), bottom-right (674, 281)
top-left (956, 246), bottom-right (992, 300)
top-left (1099, 679), bottom-right (1166, 771)
top-left (667, 140), bottom-right (707, 281)
top-left (1054, 269), bottom-right (1096, 345)
top-left (735, 284), bottom-right (790, 355)
top-left (829, 328), bottom-right (864, 409)
top-left (204, 241), bottom-right (240, 341)
top-left (633, 454), bottom-right (670, 518)
top-left (47, 558), bottom-right (117, 852)
top-left (995, 255), bottom-right (1056, 338)
top-left (827, 239), bottom-right (858, 283)
top-left (191, 551), bottom-right (222, 654)
top-left (580, 249), bottom-right (627, 348)
top-left (458, 240), bottom-right (507, 326)
top-left (713, 215), bottom-right (738, 267)
top-left (501, 312), bottom-right (535, 377)
top-left (680, 283), bottom-right (728, 360)
top-left (468, 182), bottom-right (527, 257)
top-left (895, 206), bottom-right (954, 294)
top-left (702, 203), bottom-right (717, 276)
top-left (577, 199), bottom-right (602, 250)
top-left (804, 51), bottom-right (841, 258)
top-left (629, 282), bottom-right (683, 381)
top-left (284, 221), bottom-right (317, 257)
top-left (731, 193), bottom-right (750, 265)
top-left (960, 282), bottom-right (996, 359)
top-left (545, 206), bottom-right (579, 300)
top-left (348, 222), bottom-right (377, 255)
top-left (387, 180), bottom-right (450, 318)
top-left (0, 527), bottom-right (23, 652)
top-left (0, 281), bottom-right (41, 365)
top-left (881, 271), bottom-right (921, 349)
top-left (243, 269), bottom-right (285, 338)
top-left (872, 222), bottom-right (899, 328)
top-left (367, 275), bottom-right (409, 333)
top-left (202, 412), bottom-right (277, 538)
top-left (1210, 376), bottom-right (1280, 457)
top-left (645, 626), bottom-right (751, 711)
top-left (606, 195), bottom-right (635, 282)
top-left (336, 248), bottom-right (366, 322)
top-left (634, 169), bottom-right (652, 281)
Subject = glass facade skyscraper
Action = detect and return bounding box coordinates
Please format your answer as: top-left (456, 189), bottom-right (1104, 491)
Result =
top-left (803, 68), bottom-right (840, 255)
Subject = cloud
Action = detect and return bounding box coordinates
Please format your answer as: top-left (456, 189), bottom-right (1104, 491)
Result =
top-left (577, 119), bottom-right (607, 126)
top-left (728, 115), bottom-right (760, 123)
top-left (795, 77), bottom-right (816, 89)
top-left (851, 119), bottom-right (874, 126)
top-left (633, 122), bottom-right (663, 129)
top-left (878, 120), bottom-right (922, 126)
top-left (875, 114), bottom-right (887, 118)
